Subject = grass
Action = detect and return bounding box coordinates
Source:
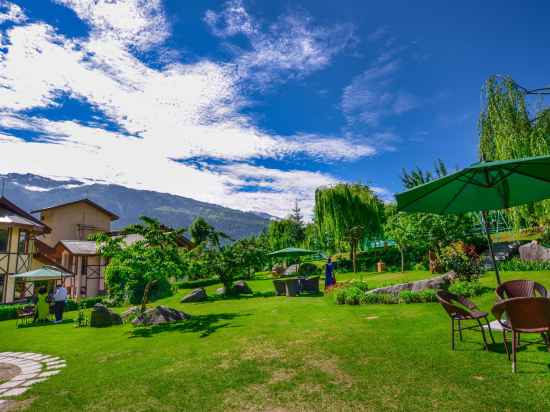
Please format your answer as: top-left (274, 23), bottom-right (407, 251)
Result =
top-left (2, 270), bottom-right (550, 411)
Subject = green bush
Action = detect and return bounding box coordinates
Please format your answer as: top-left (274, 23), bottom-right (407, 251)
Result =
top-left (399, 289), bottom-right (438, 304)
top-left (448, 280), bottom-right (485, 297)
top-left (298, 263), bottom-right (321, 277)
top-left (414, 262), bottom-right (427, 271)
top-left (65, 297), bottom-right (104, 312)
top-left (334, 288), bottom-right (347, 305)
top-left (361, 293), bottom-right (399, 304)
top-left (499, 257), bottom-right (550, 271)
top-left (0, 304), bottom-right (26, 321)
top-left (439, 242), bottom-right (484, 281)
top-left (344, 287), bottom-right (362, 305)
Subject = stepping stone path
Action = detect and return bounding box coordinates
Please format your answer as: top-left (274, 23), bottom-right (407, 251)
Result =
top-left (0, 352), bottom-right (66, 404)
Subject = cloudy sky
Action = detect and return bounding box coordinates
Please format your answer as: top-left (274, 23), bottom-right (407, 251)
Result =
top-left (0, 1), bottom-right (548, 218)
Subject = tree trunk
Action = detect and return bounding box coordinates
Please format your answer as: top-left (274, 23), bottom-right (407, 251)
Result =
top-left (399, 246), bottom-right (404, 273)
top-left (351, 240), bottom-right (357, 273)
top-left (141, 279), bottom-right (153, 314)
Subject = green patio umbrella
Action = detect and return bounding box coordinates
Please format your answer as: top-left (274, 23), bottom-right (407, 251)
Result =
top-left (12, 265), bottom-right (72, 281)
top-left (267, 247), bottom-right (317, 258)
top-left (395, 154), bottom-right (550, 284)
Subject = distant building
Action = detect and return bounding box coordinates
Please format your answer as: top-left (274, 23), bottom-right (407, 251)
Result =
top-left (0, 197), bottom-right (49, 303)
top-left (32, 199), bottom-right (119, 299)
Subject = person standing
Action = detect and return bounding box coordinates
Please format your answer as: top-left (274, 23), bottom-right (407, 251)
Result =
top-left (53, 283), bottom-right (67, 324)
top-left (324, 257), bottom-right (335, 290)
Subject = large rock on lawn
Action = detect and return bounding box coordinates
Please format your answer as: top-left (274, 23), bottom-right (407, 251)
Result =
top-left (181, 287), bottom-right (207, 303)
top-left (519, 240), bottom-right (550, 261)
top-left (367, 272), bottom-right (456, 295)
top-left (90, 303), bottom-right (123, 327)
top-left (132, 305), bottom-right (191, 326)
top-left (233, 280), bottom-right (252, 295)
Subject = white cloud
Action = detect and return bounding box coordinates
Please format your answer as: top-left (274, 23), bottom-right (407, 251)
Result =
top-left (205, 0), bottom-right (355, 87)
top-left (0, 1), bottom-right (26, 24)
top-left (54, 0), bottom-right (169, 51)
top-left (0, 2), bottom-right (376, 218)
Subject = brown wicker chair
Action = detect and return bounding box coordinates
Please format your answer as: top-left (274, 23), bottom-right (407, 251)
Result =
top-left (16, 305), bottom-right (35, 327)
top-left (300, 276), bottom-right (320, 294)
top-left (273, 279), bottom-right (286, 296)
top-left (492, 297), bottom-right (550, 372)
top-left (495, 279), bottom-right (547, 301)
top-left (283, 278), bottom-right (300, 297)
top-left (436, 291), bottom-right (495, 350)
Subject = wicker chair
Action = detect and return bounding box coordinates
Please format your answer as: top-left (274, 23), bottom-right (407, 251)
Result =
top-left (496, 279), bottom-right (547, 301)
top-left (436, 291), bottom-right (495, 350)
top-left (283, 278), bottom-right (300, 297)
top-left (492, 297), bottom-right (550, 372)
top-left (301, 276), bottom-right (320, 294)
top-left (16, 305), bottom-right (35, 327)
top-left (273, 279), bottom-right (286, 296)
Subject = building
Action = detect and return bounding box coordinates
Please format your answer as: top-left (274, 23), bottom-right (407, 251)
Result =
top-left (32, 199), bottom-right (119, 299)
top-left (0, 197), bottom-right (50, 303)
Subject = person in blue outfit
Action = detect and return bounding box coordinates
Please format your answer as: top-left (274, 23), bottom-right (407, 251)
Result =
top-left (324, 257), bottom-right (335, 290)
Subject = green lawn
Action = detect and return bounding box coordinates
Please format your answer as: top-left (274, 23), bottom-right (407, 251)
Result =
top-left (2, 270), bottom-right (550, 411)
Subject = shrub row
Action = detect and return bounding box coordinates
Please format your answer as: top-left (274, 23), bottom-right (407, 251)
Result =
top-left (499, 257), bottom-right (550, 271)
top-left (0, 296), bottom-right (106, 322)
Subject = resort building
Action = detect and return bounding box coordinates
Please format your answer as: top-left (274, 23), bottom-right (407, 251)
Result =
top-left (0, 197), bottom-right (50, 303)
top-left (32, 199), bottom-right (119, 300)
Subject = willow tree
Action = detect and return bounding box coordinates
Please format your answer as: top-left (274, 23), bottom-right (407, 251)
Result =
top-left (314, 183), bottom-right (383, 273)
top-left (479, 75), bottom-right (550, 228)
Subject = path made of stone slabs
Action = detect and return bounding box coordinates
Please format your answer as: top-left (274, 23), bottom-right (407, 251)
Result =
top-left (0, 352), bottom-right (66, 410)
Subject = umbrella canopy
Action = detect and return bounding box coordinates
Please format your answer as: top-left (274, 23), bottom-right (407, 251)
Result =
top-left (267, 247), bottom-right (317, 258)
top-left (12, 265), bottom-right (72, 281)
top-left (395, 155), bottom-right (550, 285)
top-left (396, 155), bottom-right (550, 214)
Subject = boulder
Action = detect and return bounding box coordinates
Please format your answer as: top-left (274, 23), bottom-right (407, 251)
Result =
top-left (367, 272), bottom-right (456, 295)
top-left (216, 287), bottom-right (227, 296)
top-left (121, 306), bottom-right (141, 321)
top-left (132, 305), bottom-right (191, 326)
top-left (233, 280), bottom-right (253, 295)
top-left (90, 303), bottom-right (123, 327)
top-left (181, 288), bottom-right (207, 303)
top-left (519, 240), bottom-right (550, 261)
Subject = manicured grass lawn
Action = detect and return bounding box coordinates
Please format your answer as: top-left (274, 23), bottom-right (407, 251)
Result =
top-left (2, 270), bottom-right (550, 411)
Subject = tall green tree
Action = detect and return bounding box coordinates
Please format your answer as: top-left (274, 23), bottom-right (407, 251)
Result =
top-left (479, 75), bottom-right (550, 227)
top-left (314, 183), bottom-right (383, 272)
top-left (267, 218), bottom-right (305, 250)
top-left (400, 159), bottom-right (448, 189)
top-left (189, 216), bottom-right (230, 247)
top-left (94, 217), bottom-right (184, 313)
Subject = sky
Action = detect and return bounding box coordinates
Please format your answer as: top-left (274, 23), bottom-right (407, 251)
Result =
top-left (0, 0), bottom-right (549, 218)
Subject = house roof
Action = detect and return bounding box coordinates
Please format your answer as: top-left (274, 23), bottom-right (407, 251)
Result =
top-left (109, 230), bottom-right (194, 249)
top-left (58, 240), bottom-right (98, 255)
top-left (0, 197), bottom-right (50, 233)
top-left (31, 198), bottom-right (119, 221)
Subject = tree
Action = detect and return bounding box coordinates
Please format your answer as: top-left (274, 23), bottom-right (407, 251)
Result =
top-left (400, 159), bottom-right (449, 189)
top-left (314, 183), bottom-right (383, 272)
top-left (290, 199), bottom-right (304, 226)
top-left (384, 209), bottom-right (421, 273)
top-left (189, 217), bottom-right (231, 248)
top-left (267, 218), bottom-right (305, 250)
top-left (479, 75), bottom-right (550, 228)
top-left (94, 216), bottom-right (183, 313)
top-left (231, 236), bottom-right (269, 279)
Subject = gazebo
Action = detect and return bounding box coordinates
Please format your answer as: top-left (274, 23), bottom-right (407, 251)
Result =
top-left (12, 266), bottom-right (73, 298)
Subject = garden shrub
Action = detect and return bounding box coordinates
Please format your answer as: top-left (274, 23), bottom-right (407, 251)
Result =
top-left (334, 288), bottom-right (347, 305)
top-left (448, 280), bottom-right (486, 297)
top-left (499, 257), bottom-right (550, 271)
top-left (0, 304), bottom-right (26, 321)
top-left (398, 290), bottom-right (437, 304)
top-left (439, 241), bottom-right (484, 281)
top-left (65, 297), bottom-right (104, 312)
top-left (344, 287), bottom-right (362, 305)
top-left (298, 262), bottom-right (321, 277)
top-left (361, 293), bottom-right (399, 304)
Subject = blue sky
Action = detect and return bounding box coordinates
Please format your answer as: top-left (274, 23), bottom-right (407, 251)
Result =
top-left (0, 0), bottom-right (548, 218)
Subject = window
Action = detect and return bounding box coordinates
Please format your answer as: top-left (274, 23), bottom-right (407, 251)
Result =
top-left (18, 230), bottom-right (29, 254)
top-left (0, 229), bottom-right (8, 252)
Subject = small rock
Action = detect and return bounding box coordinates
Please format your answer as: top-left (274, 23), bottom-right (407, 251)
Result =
top-left (90, 303), bottom-right (122, 327)
top-left (233, 281), bottom-right (252, 295)
top-left (181, 288), bottom-right (207, 303)
top-left (132, 306), bottom-right (191, 326)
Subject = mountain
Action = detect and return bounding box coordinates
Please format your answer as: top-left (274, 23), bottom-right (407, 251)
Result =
top-left (0, 174), bottom-right (272, 240)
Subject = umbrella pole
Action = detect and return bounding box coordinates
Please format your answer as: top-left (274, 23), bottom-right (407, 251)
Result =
top-left (481, 211), bottom-right (502, 285)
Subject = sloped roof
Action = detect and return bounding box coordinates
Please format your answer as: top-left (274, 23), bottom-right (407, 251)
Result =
top-left (32, 198), bottom-right (119, 221)
top-left (59, 240), bottom-right (98, 255)
top-left (0, 197), bottom-right (50, 233)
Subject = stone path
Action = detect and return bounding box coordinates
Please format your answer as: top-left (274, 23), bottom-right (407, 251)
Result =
top-left (0, 352), bottom-right (66, 405)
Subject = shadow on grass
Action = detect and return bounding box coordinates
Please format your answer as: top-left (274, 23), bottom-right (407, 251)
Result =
top-left (129, 312), bottom-right (248, 339)
top-left (189, 291), bottom-right (325, 303)
top-left (17, 318), bottom-right (74, 329)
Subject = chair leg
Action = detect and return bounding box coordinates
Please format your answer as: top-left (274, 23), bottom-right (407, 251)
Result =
top-left (484, 317), bottom-right (495, 344)
top-left (477, 319), bottom-right (489, 351)
top-left (451, 318), bottom-right (455, 350)
top-left (512, 331), bottom-right (517, 373)
top-left (458, 319), bottom-right (463, 341)
top-left (502, 330), bottom-right (510, 360)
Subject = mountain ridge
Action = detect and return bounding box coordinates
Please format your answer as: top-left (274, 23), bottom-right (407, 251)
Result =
top-left (0, 173), bottom-right (273, 240)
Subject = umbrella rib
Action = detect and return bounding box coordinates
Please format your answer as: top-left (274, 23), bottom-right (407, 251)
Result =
top-left (440, 171), bottom-right (477, 214)
top-left (506, 168), bottom-right (550, 185)
top-left (397, 171), bottom-right (466, 211)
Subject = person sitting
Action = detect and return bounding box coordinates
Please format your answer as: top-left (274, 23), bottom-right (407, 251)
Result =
top-left (34, 286), bottom-right (50, 323)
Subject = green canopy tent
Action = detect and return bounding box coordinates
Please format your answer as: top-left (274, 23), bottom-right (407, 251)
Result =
top-left (395, 154), bottom-right (550, 285)
top-left (267, 247), bottom-right (318, 258)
